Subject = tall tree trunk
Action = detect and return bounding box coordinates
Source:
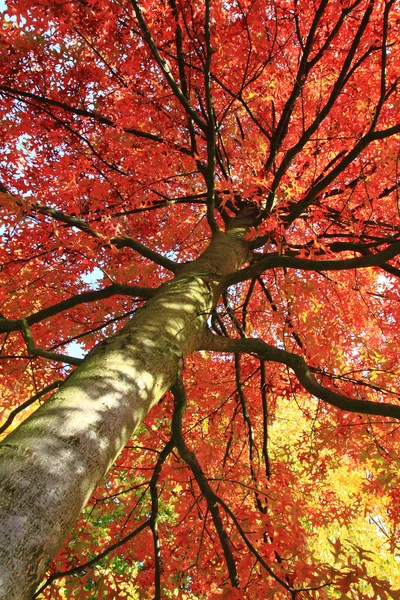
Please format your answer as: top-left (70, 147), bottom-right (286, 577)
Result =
top-left (0, 217), bottom-right (251, 600)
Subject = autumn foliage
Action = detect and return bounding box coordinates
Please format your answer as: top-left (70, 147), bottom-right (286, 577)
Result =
top-left (1, 0), bottom-right (400, 597)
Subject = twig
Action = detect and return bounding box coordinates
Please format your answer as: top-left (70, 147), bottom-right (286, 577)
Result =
top-left (149, 439), bottom-right (175, 599)
top-left (260, 361), bottom-right (271, 479)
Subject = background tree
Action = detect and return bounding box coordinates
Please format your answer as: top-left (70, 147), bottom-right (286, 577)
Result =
top-left (1, 0), bottom-right (400, 598)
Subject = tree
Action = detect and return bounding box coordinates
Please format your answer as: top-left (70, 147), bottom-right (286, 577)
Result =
top-left (1, 0), bottom-right (400, 597)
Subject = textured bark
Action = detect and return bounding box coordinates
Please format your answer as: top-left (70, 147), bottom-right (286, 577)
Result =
top-left (0, 219), bottom-right (250, 600)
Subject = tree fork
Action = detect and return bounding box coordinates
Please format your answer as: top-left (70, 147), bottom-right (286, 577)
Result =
top-left (0, 214), bottom-right (251, 600)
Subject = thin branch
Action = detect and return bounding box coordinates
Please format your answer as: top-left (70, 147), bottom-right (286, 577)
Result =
top-left (223, 293), bottom-right (246, 338)
top-left (0, 381), bottom-right (63, 435)
top-left (130, 0), bottom-right (207, 132)
top-left (33, 107), bottom-right (130, 176)
top-left (328, 239), bottom-right (400, 278)
top-left (110, 192), bottom-right (207, 217)
top-left (0, 85), bottom-right (162, 141)
top-left (264, 0), bottom-right (331, 174)
top-left (21, 320), bottom-right (82, 366)
top-left (286, 122), bottom-right (400, 222)
top-left (168, 0), bottom-right (198, 155)
top-left (111, 236), bottom-right (179, 272)
top-left (32, 520), bottom-right (151, 598)
top-left (257, 276), bottom-right (304, 350)
top-left (1, 184), bottom-right (178, 272)
top-left (73, 27), bottom-right (128, 88)
top-left (49, 308), bottom-right (138, 351)
top-left (369, 0), bottom-right (395, 130)
top-left (241, 278), bottom-right (256, 332)
top-left (216, 496), bottom-right (291, 591)
top-left (0, 283), bottom-right (154, 334)
top-left (234, 354), bottom-right (265, 513)
top-left (170, 379), bottom-right (240, 588)
top-left (203, 0), bottom-right (219, 234)
top-left (35, 204), bottom-right (179, 272)
top-left (260, 361), bottom-right (271, 479)
top-left (265, 0), bottom-right (375, 208)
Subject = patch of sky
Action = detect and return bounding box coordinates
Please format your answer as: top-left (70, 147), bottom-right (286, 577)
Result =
top-left (65, 341), bottom-right (85, 360)
top-left (2, 3), bottom-right (26, 26)
top-left (166, 249), bottom-right (178, 261)
top-left (81, 266), bottom-right (104, 289)
top-left (61, 268), bottom-right (104, 361)
top-left (376, 272), bottom-right (392, 292)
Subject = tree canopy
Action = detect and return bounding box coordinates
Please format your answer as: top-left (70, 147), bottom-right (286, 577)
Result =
top-left (1, 0), bottom-right (400, 598)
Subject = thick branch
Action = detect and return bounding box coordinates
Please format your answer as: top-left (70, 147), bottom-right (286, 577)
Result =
top-left (225, 243), bottom-right (400, 285)
top-left (329, 240), bottom-right (400, 278)
top-left (203, 336), bottom-right (400, 420)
